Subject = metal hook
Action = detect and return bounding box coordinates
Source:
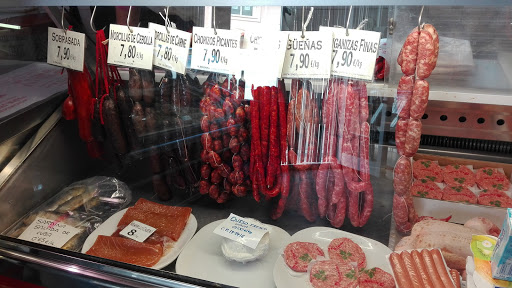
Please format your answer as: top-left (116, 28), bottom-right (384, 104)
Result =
top-left (165, 6), bottom-right (170, 33)
top-left (418, 6), bottom-right (424, 31)
top-left (213, 6), bottom-right (217, 35)
top-left (90, 6), bottom-right (97, 32)
top-left (301, 7), bottom-right (314, 39)
top-left (127, 6), bottom-right (133, 33)
top-left (346, 6), bottom-right (353, 36)
top-left (61, 6), bottom-right (66, 34)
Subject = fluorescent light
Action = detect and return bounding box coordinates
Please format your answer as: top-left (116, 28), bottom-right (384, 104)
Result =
top-left (0, 23), bottom-right (21, 30)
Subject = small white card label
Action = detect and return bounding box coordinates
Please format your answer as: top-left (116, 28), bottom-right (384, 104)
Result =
top-left (213, 213), bottom-right (269, 249)
top-left (18, 217), bottom-right (80, 248)
top-left (119, 220), bottom-right (156, 243)
top-left (190, 27), bottom-right (241, 74)
top-left (320, 27), bottom-right (381, 80)
top-left (47, 27), bottom-right (85, 72)
top-left (282, 31), bottom-right (333, 79)
top-left (242, 31), bottom-right (288, 100)
top-left (148, 23), bottom-right (191, 74)
top-left (107, 24), bottom-right (155, 70)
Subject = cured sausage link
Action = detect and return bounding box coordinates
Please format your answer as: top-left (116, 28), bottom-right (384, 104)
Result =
top-left (272, 81), bottom-right (289, 219)
top-left (250, 86), bottom-right (261, 202)
top-left (266, 87), bottom-right (280, 187)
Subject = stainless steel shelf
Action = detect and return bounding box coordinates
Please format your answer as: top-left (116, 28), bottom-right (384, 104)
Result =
top-left (1, 0), bottom-right (512, 7)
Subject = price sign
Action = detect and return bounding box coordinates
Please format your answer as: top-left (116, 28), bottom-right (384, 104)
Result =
top-left (47, 27), bottom-right (85, 71)
top-left (18, 217), bottom-right (80, 248)
top-left (108, 24), bottom-right (155, 70)
top-left (282, 31), bottom-right (333, 79)
top-left (148, 23), bottom-right (191, 74)
top-left (320, 27), bottom-right (381, 80)
top-left (119, 220), bottom-right (156, 243)
top-left (190, 27), bottom-right (241, 74)
top-left (213, 214), bottom-right (270, 249)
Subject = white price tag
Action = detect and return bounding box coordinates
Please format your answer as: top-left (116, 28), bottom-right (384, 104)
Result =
top-left (242, 32), bottom-right (288, 100)
top-left (18, 217), bottom-right (80, 248)
top-left (282, 31), bottom-right (333, 79)
top-left (47, 27), bottom-right (85, 72)
top-left (320, 27), bottom-right (381, 80)
top-left (190, 27), bottom-right (241, 74)
top-left (119, 220), bottom-right (156, 243)
top-left (148, 23), bottom-right (191, 74)
top-left (213, 214), bottom-right (269, 249)
top-left (108, 24), bottom-right (155, 70)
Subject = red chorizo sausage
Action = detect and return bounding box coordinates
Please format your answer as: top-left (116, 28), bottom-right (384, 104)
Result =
top-left (267, 86), bottom-right (280, 187)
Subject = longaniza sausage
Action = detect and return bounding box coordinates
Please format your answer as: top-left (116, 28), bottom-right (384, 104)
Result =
top-left (431, 249), bottom-right (455, 288)
top-left (421, 249), bottom-right (446, 288)
top-left (411, 250), bottom-right (435, 288)
top-left (400, 251), bottom-right (424, 288)
top-left (389, 252), bottom-right (415, 288)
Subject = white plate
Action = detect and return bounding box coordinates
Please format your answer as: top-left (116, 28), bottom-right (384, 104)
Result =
top-left (176, 220), bottom-right (291, 288)
top-left (273, 227), bottom-right (393, 288)
top-left (82, 208), bottom-right (197, 270)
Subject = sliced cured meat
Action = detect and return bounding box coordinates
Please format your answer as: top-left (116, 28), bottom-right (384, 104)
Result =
top-left (283, 241), bottom-right (325, 272)
top-left (309, 260), bottom-right (342, 288)
top-left (478, 192), bottom-right (512, 208)
top-left (475, 167), bottom-right (511, 191)
top-left (411, 181), bottom-right (443, 199)
top-left (413, 159), bottom-right (443, 183)
top-left (134, 198), bottom-right (192, 217)
top-left (443, 164), bottom-right (476, 188)
top-left (442, 186), bottom-right (477, 204)
top-left (358, 267), bottom-right (396, 288)
top-left (118, 207), bottom-right (190, 241)
top-left (328, 237), bottom-right (367, 270)
top-left (85, 235), bottom-right (163, 267)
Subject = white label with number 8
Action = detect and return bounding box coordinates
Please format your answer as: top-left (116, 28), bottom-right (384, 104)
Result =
top-left (119, 220), bottom-right (156, 243)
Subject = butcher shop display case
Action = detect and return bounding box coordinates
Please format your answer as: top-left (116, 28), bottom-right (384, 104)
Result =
top-left (0, 2), bottom-right (511, 288)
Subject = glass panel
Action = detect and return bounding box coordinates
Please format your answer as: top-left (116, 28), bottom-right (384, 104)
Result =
top-left (241, 6), bottom-right (253, 16)
top-left (231, 6), bottom-right (241, 15)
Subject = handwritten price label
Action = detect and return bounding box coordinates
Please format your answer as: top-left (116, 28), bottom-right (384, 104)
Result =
top-left (18, 217), bottom-right (80, 248)
top-left (213, 214), bottom-right (270, 249)
top-left (108, 24), bottom-right (155, 70)
top-left (320, 27), bottom-right (381, 80)
top-left (282, 31), bottom-right (333, 79)
top-left (190, 27), bottom-right (241, 74)
top-left (47, 27), bottom-right (85, 71)
top-left (119, 220), bottom-right (156, 243)
top-left (148, 23), bottom-right (191, 74)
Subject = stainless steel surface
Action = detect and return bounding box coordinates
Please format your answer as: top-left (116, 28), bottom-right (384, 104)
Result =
top-left (372, 96), bottom-right (512, 143)
top-left (1, 1), bottom-right (511, 6)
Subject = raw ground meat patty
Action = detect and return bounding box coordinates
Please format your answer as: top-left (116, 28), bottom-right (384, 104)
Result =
top-left (328, 237), bottom-right (367, 270)
top-left (337, 261), bottom-right (359, 288)
top-left (358, 267), bottom-right (396, 288)
top-left (309, 260), bottom-right (342, 288)
top-left (475, 167), bottom-right (511, 191)
top-left (478, 189), bottom-right (512, 208)
top-left (283, 242), bottom-right (325, 272)
top-left (413, 159), bottom-right (443, 183)
top-left (411, 181), bottom-right (443, 199)
top-left (442, 185), bottom-right (477, 204)
top-left (443, 164), bottom-right (476, 187)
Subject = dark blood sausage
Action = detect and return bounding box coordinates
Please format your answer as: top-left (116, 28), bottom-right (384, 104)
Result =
top-left (131, 102), bottom-right (146, 140)
top-left (404, 119), bottom-right (422, 157)
top-left (144, 107), bottom-right (158, 146)
top-left (423, 24), bottom-right (440, 70)
top-left (328, 237), bottom-right (367, 270)
top-left (309, 260), bottom-right (342, 288)
top-left (159, 72), bottom-right (172, 115)
top-left (170, 77), bottom-right (180, 116)
top-left (395, 118), bottom-right (409, 156)
top-left (140, 69), bottom-right (155, 105)
top-left (397, 75), bottom-right (415, 119)
top-left (410, 79), bottom-right (429, 120)
top-left (283, 241), bottom-right (324, 272)
top-left (152, 174), bottom-right (171, 201)
top-left (400, 30), bottom-right (420, 76)
top-left (416, 30), bottom-right (436, 80)
top-left (394, 156), bottom-right (412, 197)
top-left (128, 68), bottom-right (142, 102)
top-left (102, 96), bottom-right (128, 155)
top-left (116, 86), bottom-right (140, 152)
top-left (178, 74), bottom-right (192, 115)
top-left (393, 194), bottom-right (412, 233)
